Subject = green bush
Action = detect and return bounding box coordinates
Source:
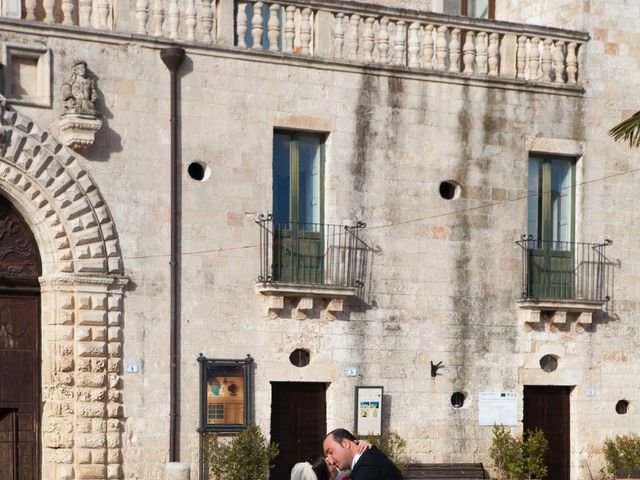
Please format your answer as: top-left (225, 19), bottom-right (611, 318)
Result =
top-left (490, 425), bottom-right (548, 480)
top-left (603, 434), bottom-right (640, 478)
top-left (203, 425), bottom-right (279, 480)
top-left (362, 431), bottom-right (408, 473)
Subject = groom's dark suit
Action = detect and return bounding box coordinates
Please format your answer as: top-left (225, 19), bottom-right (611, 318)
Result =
top-left (350, 446), bottom-right (404, 480)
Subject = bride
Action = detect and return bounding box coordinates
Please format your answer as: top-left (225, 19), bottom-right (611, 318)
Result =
top-left (291, 441), bottom-right (371, 480)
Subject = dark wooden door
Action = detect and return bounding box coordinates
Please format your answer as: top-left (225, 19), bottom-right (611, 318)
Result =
top-left (523, 386), bottom-right (571, 480)
top-left (0, 194), bottom-right (42, 480)
top-left (270, 382), bottom-right (326, 480)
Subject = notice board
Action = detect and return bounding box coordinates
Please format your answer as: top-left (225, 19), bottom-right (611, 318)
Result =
top-left (355, 386), bottom-right (383, 435)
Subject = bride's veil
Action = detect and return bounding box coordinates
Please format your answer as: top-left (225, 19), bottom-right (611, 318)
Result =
top-left (290, 461), bottom-right (318, 480)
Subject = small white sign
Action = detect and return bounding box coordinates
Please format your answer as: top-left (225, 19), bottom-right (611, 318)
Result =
top-left (586, 387), bottom-right (596, 397)
top-left (127, 363), bottom-right (139, 373)
top-left (479, 392), bottom-right (517, 426)
top-left (346, 367), bottom-right (358, 377)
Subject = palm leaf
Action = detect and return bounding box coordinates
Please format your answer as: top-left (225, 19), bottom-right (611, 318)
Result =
top-left (609, 111), bottom-right (640, 148)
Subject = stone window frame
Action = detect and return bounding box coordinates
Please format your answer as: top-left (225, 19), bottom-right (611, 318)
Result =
top-left (2, 43), bottom-right (52, 108)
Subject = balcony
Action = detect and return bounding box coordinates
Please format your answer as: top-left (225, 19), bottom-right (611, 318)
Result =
top-left (516, 236), bottom-right (612, 325)
top-left (256, 215), bottom-right (369, 316)
top-left (5, 0), bottom-right (588, 94)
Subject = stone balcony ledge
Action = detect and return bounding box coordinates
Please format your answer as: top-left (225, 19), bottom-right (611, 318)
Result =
top-left (257, 282), bottom-right (357, 318)
top-left (518, 298), bottom-right (607, 325)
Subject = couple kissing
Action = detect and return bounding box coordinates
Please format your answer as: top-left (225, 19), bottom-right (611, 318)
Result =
top-left (291, 428), bottom-right (404, 480)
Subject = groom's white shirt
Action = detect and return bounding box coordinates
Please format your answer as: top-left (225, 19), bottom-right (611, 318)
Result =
top-left (351, 452), bottom-right (362, 470)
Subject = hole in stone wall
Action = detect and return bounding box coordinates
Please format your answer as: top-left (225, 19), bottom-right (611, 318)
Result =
top-left (539, 354), bottom-right (558, 373)
top-left (289, 349), bottom-right (310, 368)
top-left (439, 180), bottom-right (460, 200)
top-left (616, 400), bottom-right (629, 414)
top-left (188, 161), bottom-right (209, 181)
top-left (451, 391), bottom-right (466, 408)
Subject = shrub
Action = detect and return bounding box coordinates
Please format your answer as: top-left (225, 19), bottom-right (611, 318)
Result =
top-left (362, 431), bottom-right (408, 473)
top-left (603, 434), bottom-right (640, 478)
top-left (490, 425), bottom-right (548, 480)
top-left (203, 424), bottom-right (279, 480)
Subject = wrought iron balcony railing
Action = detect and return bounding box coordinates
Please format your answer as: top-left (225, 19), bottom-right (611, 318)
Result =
top-left (256, 215), bottom-right (368, 289)
top-left (516, 236), bottom-right (612, 302)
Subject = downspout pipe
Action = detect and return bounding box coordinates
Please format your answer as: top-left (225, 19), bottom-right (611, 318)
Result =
top-left (160, 45), bottom-right (185, 464)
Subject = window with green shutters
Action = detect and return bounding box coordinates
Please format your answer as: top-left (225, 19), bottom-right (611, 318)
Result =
top-left (272, 131), bottom-right (325, 284)
top-left (526, 156), bottom-right (576, 299)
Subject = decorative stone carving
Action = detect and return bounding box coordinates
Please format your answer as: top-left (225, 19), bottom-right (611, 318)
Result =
top-left (59, 61), bottom-right (102, 150)
top-left (0, 125), bottom-right (11, 157)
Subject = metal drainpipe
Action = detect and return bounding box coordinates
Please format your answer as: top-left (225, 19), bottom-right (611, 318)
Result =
top-left (160, 45), bottom-right (185, 464)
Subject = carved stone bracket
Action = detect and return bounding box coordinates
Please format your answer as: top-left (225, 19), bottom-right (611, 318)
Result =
top-left (257, 283), bottom-right (356, 319)
top-left (59, 112), bottom-right (102, 150)
top-left (518, 299), bottom-right (604, 329)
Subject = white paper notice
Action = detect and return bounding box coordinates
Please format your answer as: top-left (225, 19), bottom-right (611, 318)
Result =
top-left (478, 392), bottom-right (517, 426)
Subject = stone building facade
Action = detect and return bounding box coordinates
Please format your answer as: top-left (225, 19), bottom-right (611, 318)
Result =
top-left (0, 0), bottom-right (638, 479)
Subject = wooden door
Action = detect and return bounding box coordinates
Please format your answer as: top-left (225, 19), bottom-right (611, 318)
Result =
top-left (0, 194), bottom-right (42, 480)
top-left (523, 386), bottom-right (571, 480)
top-left (270, 382), bottom-right (327, 480)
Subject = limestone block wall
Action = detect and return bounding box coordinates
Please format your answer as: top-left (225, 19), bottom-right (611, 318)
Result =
top-left (2, 2), bottom-right (640, 478)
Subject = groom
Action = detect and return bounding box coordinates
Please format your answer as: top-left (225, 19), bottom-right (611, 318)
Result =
top-left (323, 428), bottom-right (404, 480)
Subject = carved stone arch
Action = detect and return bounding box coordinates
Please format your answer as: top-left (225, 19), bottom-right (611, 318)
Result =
top-left (0, 100), bottom-right (122, 276)
top-left (0, 99), bottom-right (127, 480)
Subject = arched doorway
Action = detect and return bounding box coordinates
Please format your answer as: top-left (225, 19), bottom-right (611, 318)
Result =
top-left (0, 194), bottom-right (42, 480)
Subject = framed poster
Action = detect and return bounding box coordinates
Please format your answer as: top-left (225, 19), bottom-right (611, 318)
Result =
top-left (354, 386), bottom-right (383, 436)
top-left (197, 353), bottom-right (253, 433)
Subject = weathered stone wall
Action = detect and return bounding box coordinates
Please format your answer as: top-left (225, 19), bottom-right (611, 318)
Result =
top-left (1, 1), bottom-right (639, 478)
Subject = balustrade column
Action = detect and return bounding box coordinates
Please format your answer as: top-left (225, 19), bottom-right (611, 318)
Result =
top-left (516, 36), bottom-right (527, 79)
top-left (251, 2), bottom-right (264, 49)
top-left (167, 0), bottom-right (180, 39)
top-left (394, 21), bottom-right (406, 66)
top-left (43, 0), bottom-right (54, 23)
top-left (435, 25), bottom-right (448, 71)
top-left (488, 32), bottom-right (499, 76)
top-left (136, 0), bottom-right (149, 34)
top-left (347, 14), bottom-right (360, 61)
top-left (476, 32), bottom-right (487, 75)
top-left (541, 38), bottom-right (553, 81)
top-left (300, 8), bottom-right (312, 55)
top-left (408, 22), bottom-right (420, 68)
top-left (377, 17), bottom-right (390, 64)
top-left (152, 0), bottom-right (164, 36)
top-left (79, 0), bottom-right (92, 26)
top-left (283, 6), bottom-right (295, 53)
top-left (422, 24), bottom-right (434, 68)
top-left (363, 17), bottom-right (375, 64)
top-left (61, 0), bottom-right (74, 24)
top-left (449, 27), bottom-right (460, 72)
top-left (566, 42), bottom-right (578, 84)
top-left (185, 0), bottom-right (197, 41)
top-left (553, 40), bottom-right (565, 83)
top-left (24, 0), bottom-right (36, 20)
top-left (200, 0), bottom-right (214, 43)
top-left (332, 12), bottom-right (345, 59)
top-left (528, 36), bottom-right (540, 80)
top-left (462, 31), bottom-right (475, 74)
top-left (268, 4), bottom-right (281, 51)
top-left (236, 2), bottom-right (248, 47)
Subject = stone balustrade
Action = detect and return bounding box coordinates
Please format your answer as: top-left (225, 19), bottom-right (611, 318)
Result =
top-left (7, 0), bottom-right (587, 86)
